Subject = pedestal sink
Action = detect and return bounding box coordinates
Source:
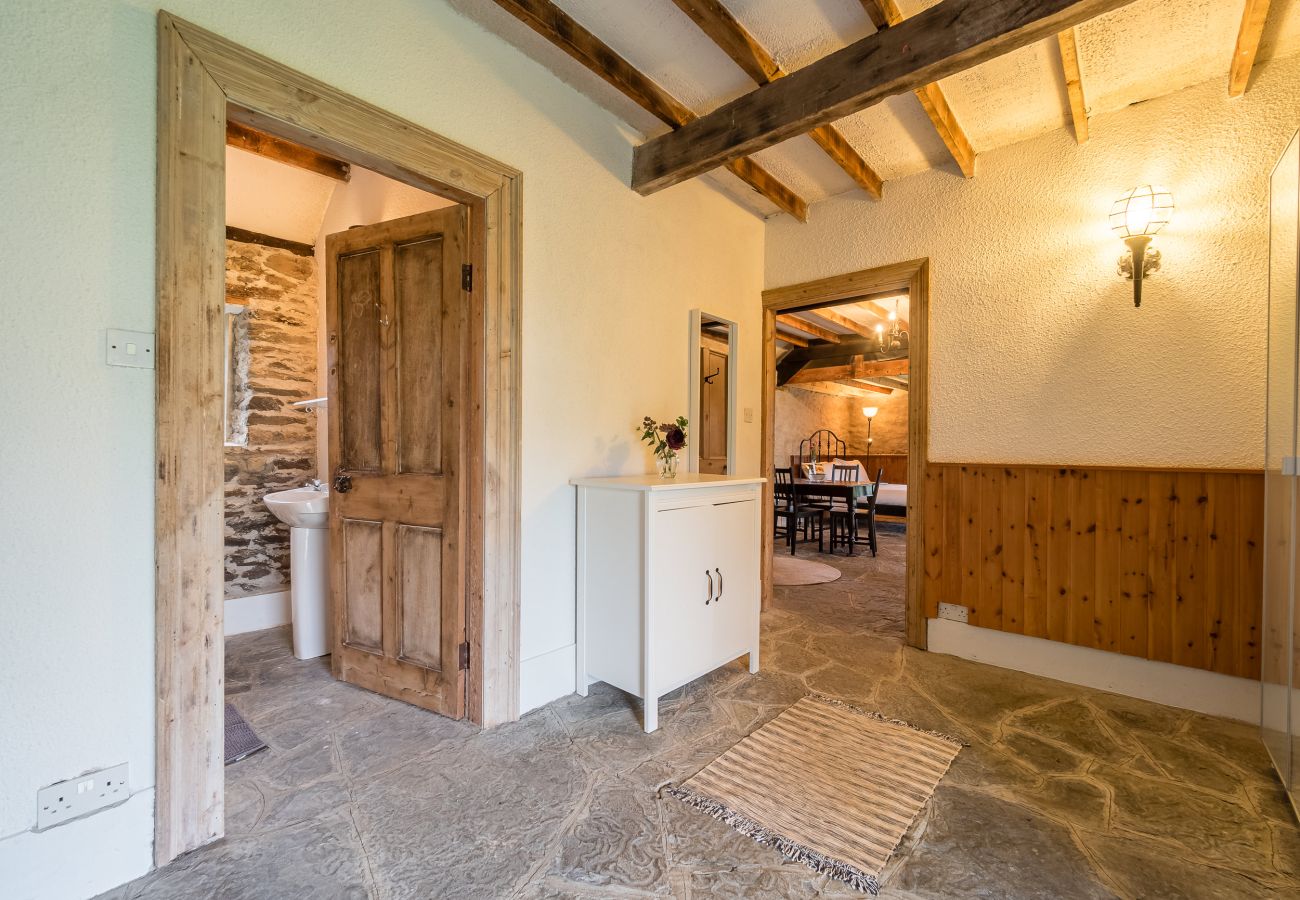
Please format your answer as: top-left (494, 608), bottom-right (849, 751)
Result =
top-left (264, 486), bottom-right (329, 660)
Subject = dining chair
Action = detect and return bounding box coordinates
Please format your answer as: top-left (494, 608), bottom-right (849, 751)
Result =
top-left (852, 466), bottom-right (885, 557)
top-left (773, 467), bottom-right (825, 555)
top-left (828, 464), bottom-right (859, 555)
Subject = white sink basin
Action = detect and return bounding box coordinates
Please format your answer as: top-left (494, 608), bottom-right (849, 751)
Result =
top-left (264, 487), bottom-right (329, 529)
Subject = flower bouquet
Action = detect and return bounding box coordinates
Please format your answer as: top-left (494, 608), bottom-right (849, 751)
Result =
top-left (638, 415), bottom-right (688, 478)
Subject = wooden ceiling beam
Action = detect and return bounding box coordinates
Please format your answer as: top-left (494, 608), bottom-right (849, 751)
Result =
top-left (776, 314), bottom-right (842, 343)
top-left (857, 0), bottom-right (890, 31)
top-left (807, 307), bottom-right (879, 338)
top-left (774, 330), bottom-right (810, 348)
top-left (1057, 27), bottom-right (1089, 143)
top-left (671, 0), bottom-right (883, 199)
top-left (632, 0), bottom-right (1134, 194)
top-left (787, 356), bottom-right (909, 384)
top-left (226, 120), bottom-right (351, 181)
top-left (1229, 0), bottom-right (1272, 97)
top-left (492, 0), bottom-right (807, 220)
top-left (787, 380), bottom-right (893, 399)
top-left (870, 0), bottom-right (976, 178)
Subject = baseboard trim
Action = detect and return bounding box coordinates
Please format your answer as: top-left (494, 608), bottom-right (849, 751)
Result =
top-left (224, 590), bottom-right (291, 636)
top-left (521, 643), bottom-right (576, 714)
top-left (927, 619), bottom-right (1261, 724)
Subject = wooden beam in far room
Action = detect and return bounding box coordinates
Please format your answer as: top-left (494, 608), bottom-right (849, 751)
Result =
top-left (810, 307), bottom-right (883, 338)
top-left (787, 356), bottom-right (909, 383)
top-left (1057, 27), bottom-right (1089, 143)
top-left (226, 120), bottom-right (351, 181)
top-left (492, 0), bottom-right (808, 220)
top-left (632, 0), bottom-right (1135, 194)
top-left (775, 330), bottom-right (811, 348)
top-left (672, 0), bottom-right (884, 199)
top-left (225, 226), bottom-right (316, 257)
top-left (789, 380), bottom-right (893, 399)
top-left (1229, 0), bottom-right (1272, 97)
top-left (776, 314), bottom-right (842, 343)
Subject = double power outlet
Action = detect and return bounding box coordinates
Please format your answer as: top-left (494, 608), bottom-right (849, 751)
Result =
top-left (36, 763), bottom-right (130, 831)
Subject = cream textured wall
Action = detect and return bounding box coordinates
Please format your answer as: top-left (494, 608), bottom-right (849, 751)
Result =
top-left (0, 2), bottom-right (762, 897)
top-left (767, 55), bottom-right (1300, 470)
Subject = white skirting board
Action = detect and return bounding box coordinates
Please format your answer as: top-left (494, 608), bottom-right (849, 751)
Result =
top-left (521, 642), bottom-right (576, 714)
top-left (224, 589), bottom-right (291, 636)
top-left (0, 788), bottom-right (154, 900)
top-left (927, 619), bottom-right (1262, 724)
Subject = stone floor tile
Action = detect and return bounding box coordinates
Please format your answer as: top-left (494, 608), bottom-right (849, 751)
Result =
top-left (332, 700), bottom-right (476, 783)
top-left (551, 779), bottom-right (672, 893)
top-left (687, 866), bottom-right (827, 899)
top-left (1078, 829), bottom-right (1299, 899)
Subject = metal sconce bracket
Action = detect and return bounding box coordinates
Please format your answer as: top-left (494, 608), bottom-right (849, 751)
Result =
top-left (1117, 235), bottom-right (1161, 307)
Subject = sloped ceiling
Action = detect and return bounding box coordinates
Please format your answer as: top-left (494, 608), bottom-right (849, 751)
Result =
top-left (448, 0), bottom-right (1300, 218)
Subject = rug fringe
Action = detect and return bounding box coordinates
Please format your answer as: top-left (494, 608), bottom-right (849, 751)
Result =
top-left (806, 693), bottom-right (969, 748)
top-left (664, 785), bottom-right (881, 895)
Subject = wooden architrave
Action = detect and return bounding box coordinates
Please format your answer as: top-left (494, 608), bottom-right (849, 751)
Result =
top-left (761, 259), bottom-right (929, 652)
top-left (156, 12), bottom-right (522, 865)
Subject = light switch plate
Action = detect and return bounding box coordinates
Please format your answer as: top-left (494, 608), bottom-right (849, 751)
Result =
top-left (106, 329), bottom-right (155, 369)
top-left (36, 762), bottom-right (130, 831)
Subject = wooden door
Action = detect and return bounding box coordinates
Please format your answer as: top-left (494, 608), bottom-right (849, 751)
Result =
top-left (699, 347), bottom-right (729, 474)
top-left (326, 206), bottom-right (468, 718)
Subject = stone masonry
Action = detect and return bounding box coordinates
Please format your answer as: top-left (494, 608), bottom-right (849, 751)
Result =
top-left (223, 239), bottom-right (319, 600)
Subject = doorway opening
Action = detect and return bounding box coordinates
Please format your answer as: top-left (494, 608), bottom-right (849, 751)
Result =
top-left (760, 261), bottom-right (929, 652)
top-left (156, 13), bottom-right (521, 866)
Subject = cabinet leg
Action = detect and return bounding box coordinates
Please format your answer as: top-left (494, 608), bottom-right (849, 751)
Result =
top-left (749, 645), bottom-right (761, 674)
top-left (576, 675), bottom-right (589, 698)
top-left (644, 698), bottom-right (659, 733)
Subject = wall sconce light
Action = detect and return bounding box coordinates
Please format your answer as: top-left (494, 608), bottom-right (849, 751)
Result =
top-left (1111, 185), bottom-right (1174, 307)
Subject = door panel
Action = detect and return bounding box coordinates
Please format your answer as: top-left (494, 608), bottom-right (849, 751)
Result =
top-left (397, 524), bottom-right (444, 670)
top-left (712, 499), bottom-right (759, 656)
top-left (700, 347), bottom-right (728, 474)
top-left (327, 206), bottom-right (468, 719)
top-left (653, 504), bottom-right (716, 690)
top-left (336, 250), bottom-right (384, 472)
top-left (341, 518), bottom-right (384, 653)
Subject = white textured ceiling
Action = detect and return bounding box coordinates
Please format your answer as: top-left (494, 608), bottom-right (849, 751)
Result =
top-left (449, 0), bottom-right (1300, 217)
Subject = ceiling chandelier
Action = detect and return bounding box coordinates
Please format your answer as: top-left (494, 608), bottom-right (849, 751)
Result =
top-left (873, 298), bottom-right (909, 354)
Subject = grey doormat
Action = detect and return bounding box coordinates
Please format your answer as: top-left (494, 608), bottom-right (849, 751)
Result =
top-left (224, 703), bottom-right (267, 764)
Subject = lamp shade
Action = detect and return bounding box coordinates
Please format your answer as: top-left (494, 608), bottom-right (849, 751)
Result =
top-left (862, 406), bottom-right (878, 418)
top-left (1110, 185), bottom-right (1174, 238)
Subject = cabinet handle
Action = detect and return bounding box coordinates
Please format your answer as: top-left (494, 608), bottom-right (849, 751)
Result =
top-left (705, 570), bottom-right (714, 605)
top-left (714, 568), bottom-right (723, 602)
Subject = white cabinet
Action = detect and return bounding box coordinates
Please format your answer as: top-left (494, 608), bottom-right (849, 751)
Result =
top-left (572, 474), bottom-right (764, 732)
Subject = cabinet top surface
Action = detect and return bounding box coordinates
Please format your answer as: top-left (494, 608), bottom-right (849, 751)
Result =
top-left (570, 473), bottom-right (766, 492)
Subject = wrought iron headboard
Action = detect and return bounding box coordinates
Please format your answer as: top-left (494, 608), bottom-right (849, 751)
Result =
top-left (798, 429), bottom-right (846, 466)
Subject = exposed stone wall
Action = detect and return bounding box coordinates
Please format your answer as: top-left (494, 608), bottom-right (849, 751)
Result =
top-left (224, 239), bottom-right (319, 599)
top-left (775, 387), bottom-right (853, 464)
top-left (846, 387), bottom-right (909, 456)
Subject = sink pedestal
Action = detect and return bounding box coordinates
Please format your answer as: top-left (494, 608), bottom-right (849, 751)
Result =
top-left (290, 527), bottom-right (329, 660)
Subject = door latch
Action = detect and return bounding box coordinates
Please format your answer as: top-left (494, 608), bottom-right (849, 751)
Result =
top-left (332, 473), bottom-right (353, 493)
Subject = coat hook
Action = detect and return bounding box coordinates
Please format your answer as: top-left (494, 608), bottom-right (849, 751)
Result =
top-left (703, 366), bottom-right (720, 385)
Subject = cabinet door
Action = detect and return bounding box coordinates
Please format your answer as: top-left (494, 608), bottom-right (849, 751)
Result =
top-left (710, 499), bottom-right (759, 660)
top-left (652, 503), bottom-right (717, 691)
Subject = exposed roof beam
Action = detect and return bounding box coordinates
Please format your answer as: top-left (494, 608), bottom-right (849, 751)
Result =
top-left (1056, 27), bottom-right (1089, 143)
top-left (492, 0), bottom-right (807, 220)
top-left (226, 120), bottom-right (351, 181)
top-left (671, 0), bottom-right (883, 199)
top-left (1229, 0), bottom-right (1272, 97)
top-left (808, 307), bottom-right (880, 338)
top-left (788, 380), bottom-right (893, 399)
top-left (774, 330), bottom-right (810, 348)
top-left (632, 0), bottom-right (1133, 194)
top-left (857, 0), bottom-right (890, 31)
top-left (869, 0), bottom-right (976, 178)
top-left (776, 314), bottom-right (842, 343)
top-left (853, 376), bottom-right (909, 392)
top-left (787, 357), bottom-right (909, 384)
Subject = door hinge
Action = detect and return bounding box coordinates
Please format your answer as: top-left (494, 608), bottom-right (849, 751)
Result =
top-left (461, 263), bottom-right (473, 293)
top-left (458, 640), bottom-right (470, 670)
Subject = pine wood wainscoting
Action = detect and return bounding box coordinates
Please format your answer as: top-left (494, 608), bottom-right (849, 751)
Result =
top-left (920, 463), bottom-right (1263, 680)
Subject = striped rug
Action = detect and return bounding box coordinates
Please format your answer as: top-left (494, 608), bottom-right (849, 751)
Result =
top-left (667, 695), bottom-right (962, 894)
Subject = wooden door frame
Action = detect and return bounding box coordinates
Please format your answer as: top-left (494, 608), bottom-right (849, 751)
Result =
top-left (156, 12), bottom-right (522, 865)
top-left (760, 259), bottom-right (929, 650)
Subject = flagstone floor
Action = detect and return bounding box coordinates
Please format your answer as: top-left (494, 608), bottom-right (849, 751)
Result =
top-left (101, 530), bottom-right (1299, 899)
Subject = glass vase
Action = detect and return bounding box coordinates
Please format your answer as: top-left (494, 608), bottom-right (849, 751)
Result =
top-left (657, 452), bottom-right (678, 479)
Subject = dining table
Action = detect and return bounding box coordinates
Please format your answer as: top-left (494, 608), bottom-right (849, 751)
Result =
top-left (793, 478), bottom-right (876, 551)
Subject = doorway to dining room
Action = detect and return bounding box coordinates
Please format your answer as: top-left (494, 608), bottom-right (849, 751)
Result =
top-left (760, 261), bottom-right (929, 652)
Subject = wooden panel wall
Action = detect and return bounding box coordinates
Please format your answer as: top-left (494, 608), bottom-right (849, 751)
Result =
top-left (921, 464), bottom-right (1264, 679)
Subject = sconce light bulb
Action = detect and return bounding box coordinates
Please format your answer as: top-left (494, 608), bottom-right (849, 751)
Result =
top-left (862, 406), bottom-right (879, 419)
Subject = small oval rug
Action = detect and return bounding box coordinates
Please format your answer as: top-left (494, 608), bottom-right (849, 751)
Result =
top-left (773, 555), bottom-right (842, 586)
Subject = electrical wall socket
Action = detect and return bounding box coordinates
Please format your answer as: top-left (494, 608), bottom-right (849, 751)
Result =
top-left (36, 763), bottom-right (130, 831)
top-left (106, 329), bottom-right (155, 369)
top-left (937, 602), bottom-right (970, 624)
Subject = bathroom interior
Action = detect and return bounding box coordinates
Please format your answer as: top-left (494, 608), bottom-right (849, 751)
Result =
top-left (221, 131), bottom-right (457, 751)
